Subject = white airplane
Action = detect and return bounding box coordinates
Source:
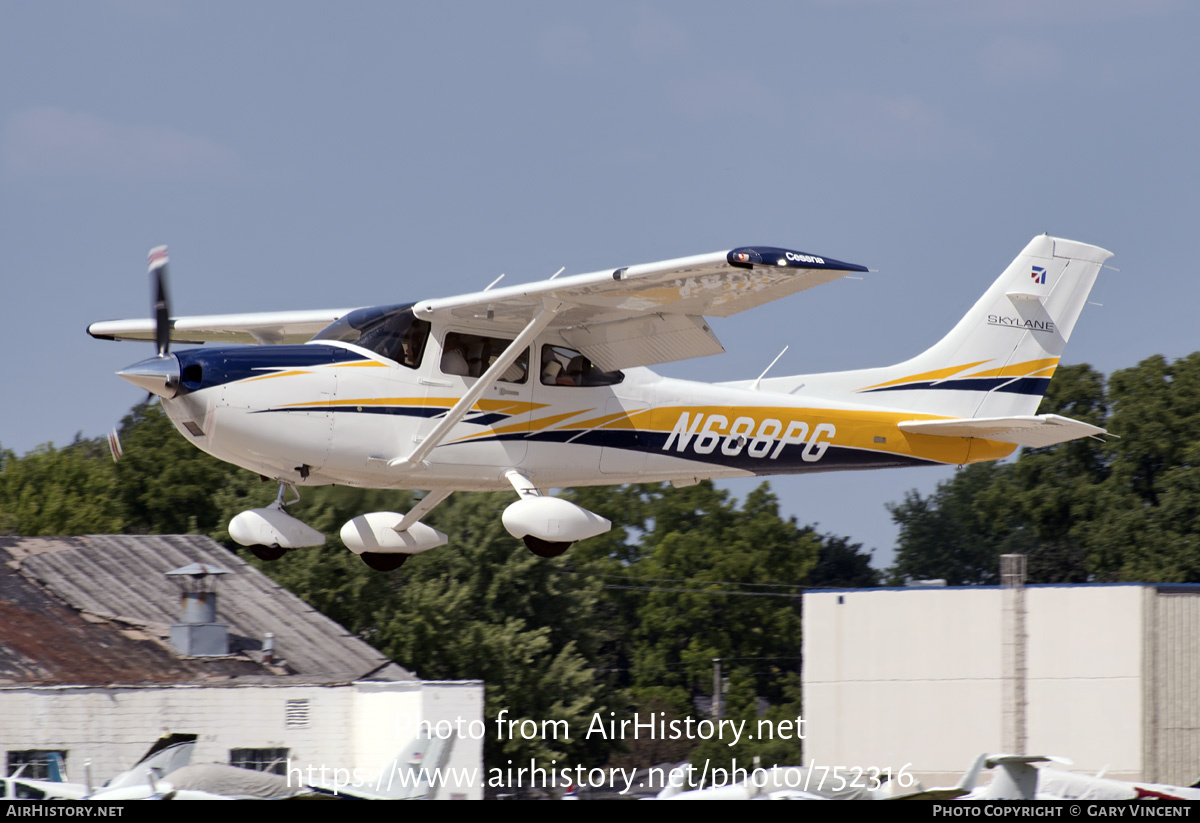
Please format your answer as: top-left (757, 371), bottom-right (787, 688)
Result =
top-left (89, 235), bottom-right (1112, 571)
top-left (953, 753), bottom-right (1200, 802)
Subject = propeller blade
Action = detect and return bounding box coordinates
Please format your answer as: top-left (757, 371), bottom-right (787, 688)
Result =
top-left (110, 248), bottom-right (172, 465)
top-left (148, 245), bottom-right (171, 357)
top-left (108, 428), bottom-right (123, 463)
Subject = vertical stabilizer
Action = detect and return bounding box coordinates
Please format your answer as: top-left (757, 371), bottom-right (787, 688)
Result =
top-left (760, 235), bottom-right (1112, 419)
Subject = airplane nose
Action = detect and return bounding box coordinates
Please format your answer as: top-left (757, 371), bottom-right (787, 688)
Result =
top-left (116, 354), bottom-right (181, 399)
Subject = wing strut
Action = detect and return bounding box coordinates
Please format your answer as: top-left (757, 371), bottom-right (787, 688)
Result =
top-left (394, 489), bottom-right (453, 533)
top-left (389, 298), bottom-right (565, 469)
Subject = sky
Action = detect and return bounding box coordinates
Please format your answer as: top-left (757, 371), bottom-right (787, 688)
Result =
top-left (2, 1), bottom-right (1197, 570)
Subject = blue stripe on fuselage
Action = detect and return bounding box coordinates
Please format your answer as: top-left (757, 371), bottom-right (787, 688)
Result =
top-left (174, 345), bottom-right (368, 393)
top-left (859, 377), bottom-right (1051, 396)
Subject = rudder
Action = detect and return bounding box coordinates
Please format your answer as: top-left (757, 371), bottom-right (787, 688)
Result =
top-left (770, 235), bottom-right (1113, 420)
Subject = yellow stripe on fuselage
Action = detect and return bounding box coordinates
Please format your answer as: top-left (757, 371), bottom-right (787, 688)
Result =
top-left (244, 359), bottom-right (389, 382)
top-left (244, 369), bottom-right (312, 382)
top-left (858, 357), bottom-right (1060, 391)
top-left (969, 357), bottom-right (1059, 379)
top-left (568, 408), bottom-right (652, 432)
top-left (645, 404), bottom-right (1015, 465)
top-left (274, 396), bottom-right (549, 414)
top-left (859, 360), bottom-right (991, 391)
top-left (448, 408), bottom-right (597, 443)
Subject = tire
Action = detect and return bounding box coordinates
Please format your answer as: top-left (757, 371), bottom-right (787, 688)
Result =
top-left (360, 552), bottom-right (409, 571)
top-left (522, 536), bottom-right (572, 558)
top-left (248, 544), bottom-right (287, 561)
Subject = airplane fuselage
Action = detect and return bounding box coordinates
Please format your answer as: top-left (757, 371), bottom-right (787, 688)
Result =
top-left (96, 235), bottom-right (1112, 566)
top-left (158, 334), bottom-right (1014, 493)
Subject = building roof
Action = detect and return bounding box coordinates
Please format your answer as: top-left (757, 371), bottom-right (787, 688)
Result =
top-left (807, 582), bottom-right (1200, 594)
top-left (0, 535), bottom-right (414, 687)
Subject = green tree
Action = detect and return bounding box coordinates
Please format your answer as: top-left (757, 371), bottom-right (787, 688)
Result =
top-left (887, 461), bottom-right (1012, 585)
top-left (0, 438), bottom-right (123, 536)
top-left (1084, 354), bottom-right (1200, 581)
top-left (629, 483), bottom-right (814, 703)
top-left (806, 532), bottom-right (882, 588)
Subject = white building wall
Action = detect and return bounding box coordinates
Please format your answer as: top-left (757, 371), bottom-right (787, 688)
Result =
top-left (350, 680), bottom-right (484, 799)
top-left (1024, 586), bottom-right (1144, 777)
top-left (805, 588), bottom-right (1005, 781)
top-left (1146, 590), bottom-right (1200, 785)
top-left (0, 679), bottom-right (484, 798)
top-left (1, 684), bottom-right (357, 784)
top-left (351, 680), bottom-right (425, 775)
top-left (804, 585), bottom-right (1155, 785)
top-left (421, 682), bottom-right (485, 799)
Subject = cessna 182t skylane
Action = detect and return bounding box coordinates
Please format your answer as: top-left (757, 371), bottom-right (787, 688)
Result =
top-left (89, 235), bottom-right (1112, 571)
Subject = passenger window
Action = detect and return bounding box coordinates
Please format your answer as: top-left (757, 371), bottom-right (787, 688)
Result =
top-left (441, 332), bottom-right (528, 383)
top-left (540, 345), bottom-right (624, 387)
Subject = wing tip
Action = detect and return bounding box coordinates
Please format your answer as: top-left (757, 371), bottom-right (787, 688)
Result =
top-left (727, 246), bottom-right (869, 273)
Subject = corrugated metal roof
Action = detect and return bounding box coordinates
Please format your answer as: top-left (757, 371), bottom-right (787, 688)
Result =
top-left (0, 535), bottom-right (414, 685)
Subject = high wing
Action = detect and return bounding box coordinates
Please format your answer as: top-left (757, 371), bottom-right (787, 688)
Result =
top-left (88, 309), bottom-right (358, 345)
top-left (414, 246), bottom-right (868, 370)
top-left (87, 245), bottom-right (867, 369)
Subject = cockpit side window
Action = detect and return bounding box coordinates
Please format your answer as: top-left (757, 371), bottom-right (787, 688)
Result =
top-left (540, 344), bottom-right (624, 387)
top-left (441, 332), bottom-right (528, 383)
top-left (312, 304), bottom-right (430, 369)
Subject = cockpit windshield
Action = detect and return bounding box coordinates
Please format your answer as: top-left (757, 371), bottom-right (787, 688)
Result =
top-left (311, 303), bottom-right (430, 368)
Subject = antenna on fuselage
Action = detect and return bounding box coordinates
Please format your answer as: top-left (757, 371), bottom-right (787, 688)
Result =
top-left (749, 345), bottom-right (789, 392)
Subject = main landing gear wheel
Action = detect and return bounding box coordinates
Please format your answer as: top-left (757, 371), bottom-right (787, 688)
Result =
top-left (522, 536), bottom-right (573, 558)
top-left (247, 544), bottom-right (287, 561)
top-left (361, 552), bottom-right (409, 571)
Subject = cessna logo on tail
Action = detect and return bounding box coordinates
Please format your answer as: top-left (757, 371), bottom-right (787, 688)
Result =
top-left (663, 412), bottom-right (835, 461)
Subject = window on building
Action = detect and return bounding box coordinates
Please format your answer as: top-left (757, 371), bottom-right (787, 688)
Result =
top-left (6, 750), bottom-right (66, 781)
top-left (230, 747), bottom-right (290, 775)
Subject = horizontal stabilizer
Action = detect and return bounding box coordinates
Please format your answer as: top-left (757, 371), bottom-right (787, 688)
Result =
top-left (899, 414), bottom-right (1108, 448)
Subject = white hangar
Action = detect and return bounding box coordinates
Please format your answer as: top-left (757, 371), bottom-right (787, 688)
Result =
top-left (804, 582), bottom-right (1200, 787)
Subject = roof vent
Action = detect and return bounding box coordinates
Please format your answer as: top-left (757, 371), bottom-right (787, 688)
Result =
top-left (166, 563), bottom-right (232, 656)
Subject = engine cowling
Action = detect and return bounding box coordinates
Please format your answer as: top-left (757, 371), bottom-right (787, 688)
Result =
top-left (501, 497), bottom-right (611, 543)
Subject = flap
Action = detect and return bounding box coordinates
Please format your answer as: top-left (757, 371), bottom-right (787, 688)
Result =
top-left (561, 313), bottom-right (724, 370)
